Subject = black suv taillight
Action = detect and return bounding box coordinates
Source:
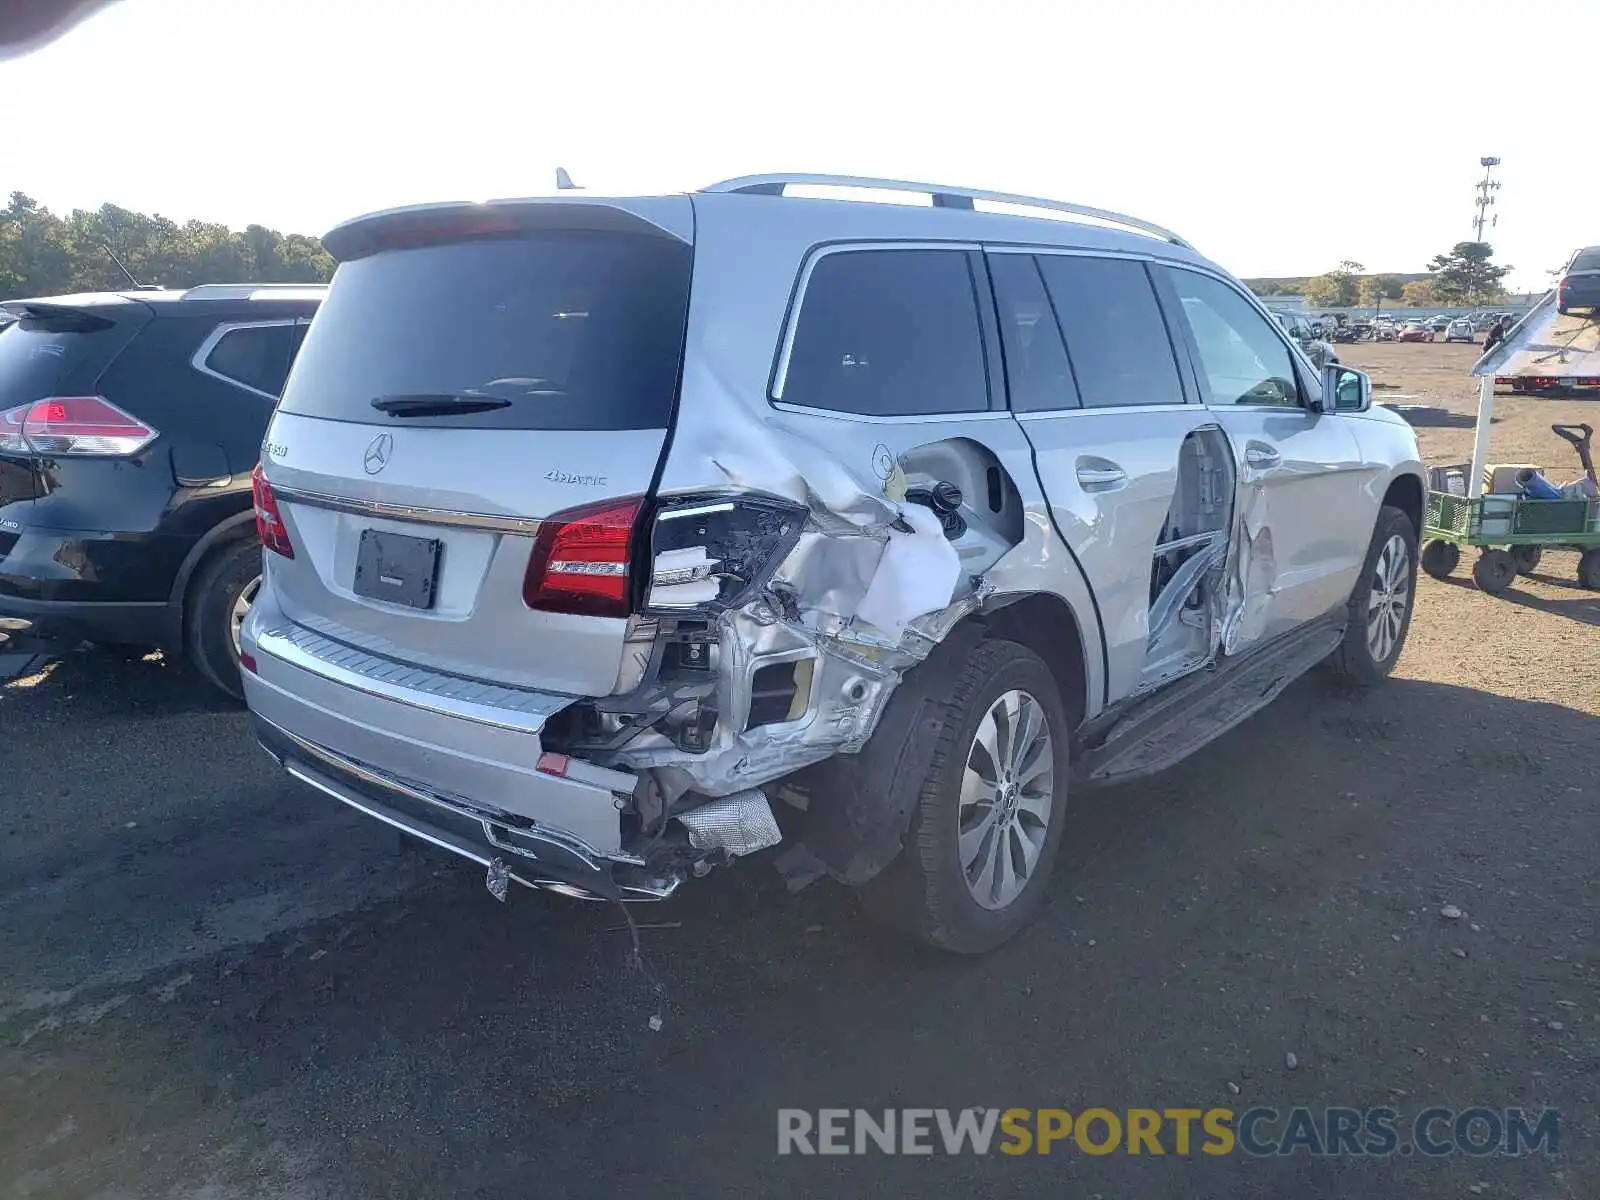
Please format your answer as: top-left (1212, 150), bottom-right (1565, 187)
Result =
top-left (643, 494), bottom-right (806, 616)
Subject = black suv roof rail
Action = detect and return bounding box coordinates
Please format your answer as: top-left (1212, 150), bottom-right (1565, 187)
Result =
top-left (177, 283), bottom-right (328, 302)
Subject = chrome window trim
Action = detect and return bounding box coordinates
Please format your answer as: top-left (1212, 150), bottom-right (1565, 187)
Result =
top-left (1014, 402), bottom-right (1195, 420)
top-left (190, 318), bottom-right (302, 400)
top-left (770, 403), bottom-right (1012, 425)
top-left (769, 240), bottom-right (984, 411)
top-left (270, 484), bottom-right (544, 536)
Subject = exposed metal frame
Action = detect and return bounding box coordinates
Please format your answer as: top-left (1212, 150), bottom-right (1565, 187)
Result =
top-left (702, 173), bottom-right (1192, 249)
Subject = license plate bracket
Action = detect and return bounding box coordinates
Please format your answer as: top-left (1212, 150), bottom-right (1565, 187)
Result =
top-left (353, 529), bottom-right (441, 610)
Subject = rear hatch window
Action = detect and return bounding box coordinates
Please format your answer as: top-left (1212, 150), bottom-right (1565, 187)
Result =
top-left (0, 308), bottom-right (144, 509)
top-left (1570, 248), bottom-right (1600, 273)
top-left (279, 231), bottom-right (693, 431)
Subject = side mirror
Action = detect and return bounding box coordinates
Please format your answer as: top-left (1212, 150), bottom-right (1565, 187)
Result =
top-left (1317, 363), bottom-right (1372, 414)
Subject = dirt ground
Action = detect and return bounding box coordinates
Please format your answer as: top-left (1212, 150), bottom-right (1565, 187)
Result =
top-left (1, 343), bottom-right (1596, 1199)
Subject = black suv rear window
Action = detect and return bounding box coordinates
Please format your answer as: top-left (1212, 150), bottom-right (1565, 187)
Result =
top-left (1570, 248), bottom-right (1600, 272)
top-left (0, 319), bottom-right (129, 409)
top-left (279, 232), bottom-right (692, 430)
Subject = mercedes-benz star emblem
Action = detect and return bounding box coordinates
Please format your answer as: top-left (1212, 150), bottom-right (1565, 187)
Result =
top-left (363, 433), bottom-right (394, 476)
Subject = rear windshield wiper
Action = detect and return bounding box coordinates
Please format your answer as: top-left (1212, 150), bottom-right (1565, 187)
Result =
top-left (370, 393), bottom-right (512, 417)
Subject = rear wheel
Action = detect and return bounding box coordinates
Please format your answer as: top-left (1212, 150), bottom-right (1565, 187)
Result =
top-left (1510, 545), bottom-right (1543, 576)
top-left (859, 639), bottom-right (1070, 954)
top-left (1324, 505), bottom-right (1417, 685)
top-left (1420, 539), bottom-right (1460, 579)
top-left (186, 538), bottom-right (264, 701)
top-left (1472, 548), bottom-right (1517, 594)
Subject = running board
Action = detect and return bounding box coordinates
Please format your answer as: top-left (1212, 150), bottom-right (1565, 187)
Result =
top-left (1074, 616), bottom-right (1345, 786)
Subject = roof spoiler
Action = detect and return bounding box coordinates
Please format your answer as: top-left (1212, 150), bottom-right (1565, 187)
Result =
top-left (0, 300), bottom-right (116, 331)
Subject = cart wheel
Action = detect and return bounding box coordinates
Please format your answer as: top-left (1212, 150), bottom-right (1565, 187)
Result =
top-left (1579, 548), bottom-right (1600, 590)
top-left (1420, 539), bottom-right (1461, 579)
top-left (1509, 546), bottom-right (1543, 576)
top-left (1472, 549), bottom-right (1517, 594)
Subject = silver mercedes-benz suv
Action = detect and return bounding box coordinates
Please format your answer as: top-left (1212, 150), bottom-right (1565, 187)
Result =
top-left (244, 174), bottom-right (1426, 952)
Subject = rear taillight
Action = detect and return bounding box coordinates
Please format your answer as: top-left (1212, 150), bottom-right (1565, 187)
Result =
top-left (251, 464), bottom-right (295, 559)
top-left (0, 396), bottom-right (158, 456)
top-left (523, 496), bottom-right (644, 617)
top-left (644, 493), bottom-right (807, 616)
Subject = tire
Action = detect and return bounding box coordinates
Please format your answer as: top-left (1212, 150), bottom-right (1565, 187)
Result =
top-left (1579, 548), bottom-right (1600, 590)
top-left (1472, 548), bottom-right (1516, 595)
top-left (1323, 505), bottom-right (1418, 685)
top-left (1420, 539), bottom-right (1460, 579)
top-left (1557, 302), bottom-right (1569, 316)
top-left (859, 639), bottom-right (1071, 954)
top-left (1509, 545), bottom-right (1543, 576)
top-left (185, 537), bottom-right (264, 701)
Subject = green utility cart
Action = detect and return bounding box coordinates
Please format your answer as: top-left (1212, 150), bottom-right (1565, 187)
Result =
top-left (1421, 485), bottom-right (1600, 593)
top-left (1419, 295), bottom-right (1600, 595)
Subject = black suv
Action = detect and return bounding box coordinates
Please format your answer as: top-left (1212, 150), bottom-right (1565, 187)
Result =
top-left (0, 284), bottom-right (323, 696)
top-left (1557, 246), bottom-right (1600, 315)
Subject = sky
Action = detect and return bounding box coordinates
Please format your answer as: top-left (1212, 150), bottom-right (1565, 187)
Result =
top-left (2, 0), bottom-right (1595, 292)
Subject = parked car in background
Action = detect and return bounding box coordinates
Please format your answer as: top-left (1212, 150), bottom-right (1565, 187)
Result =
top-left (1557, 247), bottom-right (1600, 314)
top-left (1372, 318), bottom-right (1397, 341)
top-left (1444, 318), bottom-right (1476, 343)
top-left (0, 284), bottom-right (324, 696)
top-left (1427, 315), bottom-right (1451, 332)
top-left (1397, 321), bottom-right (1434, 343)
top-left (1271, 310), bottom-right (1339, 367)
top-left (242, 174), bottom-right (1425, 952)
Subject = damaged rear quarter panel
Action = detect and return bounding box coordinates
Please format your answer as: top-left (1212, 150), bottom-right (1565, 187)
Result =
top-left (599, 199), bottom-right (1110, 802)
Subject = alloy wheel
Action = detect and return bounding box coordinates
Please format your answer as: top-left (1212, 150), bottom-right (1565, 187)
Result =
top-left (959, 689), bottom-right (1055, 911)
top-left (1365, 534), bottom-right (1410, 662)
top-left (231, 575), bottom-right (261, 659)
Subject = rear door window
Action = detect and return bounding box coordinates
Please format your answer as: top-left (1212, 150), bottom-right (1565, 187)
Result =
top-left (779, 248), bottom-right (990, 416)
top-left (278, 231), bottom-right (693, 430)
top-left (198, 322), bottom-right (298, 397)
top-left (1034, 256), bottom-right (1186, 408)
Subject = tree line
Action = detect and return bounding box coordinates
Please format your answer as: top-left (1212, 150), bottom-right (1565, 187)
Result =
top-left (0, 191), bottom-right (335, 298)
top-left (1253, 243), bottom-right (1513, 309)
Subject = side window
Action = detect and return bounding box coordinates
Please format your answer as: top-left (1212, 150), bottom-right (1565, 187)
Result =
top-left (780, 249), bottom-right (989, 417)
top-left (200, 323), bottom-right (297, 397)
top-left (987, 253), bottom-right (1078, 412)
top-left (1164, 269), bottom-right (1300, 407)
top-left (1034, 256), bottom-right (1185, 408)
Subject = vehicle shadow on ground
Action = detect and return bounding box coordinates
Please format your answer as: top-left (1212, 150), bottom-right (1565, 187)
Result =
top-left (0, 646), bottom-right (238, 718)
top-left (4, 666), bottom-right (1597, 1198)
top-left (1385, 404), bottom-right (1487, 429)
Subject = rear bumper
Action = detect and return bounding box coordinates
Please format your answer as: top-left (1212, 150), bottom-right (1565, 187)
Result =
top-left (0, 591), bottom-right (173, 648)
top-left (240, 604), bottom-right (684, 900)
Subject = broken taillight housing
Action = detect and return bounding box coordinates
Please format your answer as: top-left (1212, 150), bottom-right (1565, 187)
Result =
top-left (523, 496), bottom-right (645, 618)
top-left (644, 493), bottom-right (806, 616)
top-left (0, 396), bottom-right (158, 456)
top-left (251, 464), bottom-right (295, 559)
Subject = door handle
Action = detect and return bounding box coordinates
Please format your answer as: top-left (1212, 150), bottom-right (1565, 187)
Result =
top-left (1245, 442), bottom-right (1282, 470)
top-left (1075, 457), bottom-right (1127, 491)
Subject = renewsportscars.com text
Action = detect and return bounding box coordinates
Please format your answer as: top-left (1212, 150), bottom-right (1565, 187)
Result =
top-left (777, 1107), bottom-right (1560, 1158)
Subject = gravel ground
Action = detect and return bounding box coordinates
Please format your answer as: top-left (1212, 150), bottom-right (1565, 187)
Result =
top-left (1, 342), bottom-right (1596, 1198)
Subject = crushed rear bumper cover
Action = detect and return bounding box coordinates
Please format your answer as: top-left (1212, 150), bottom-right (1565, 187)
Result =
top-left (253, 713), bottom-right (679, 901)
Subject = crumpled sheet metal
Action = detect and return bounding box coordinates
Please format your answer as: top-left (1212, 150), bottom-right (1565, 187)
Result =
top-left (1221, 481), bottom-right (1275, 655)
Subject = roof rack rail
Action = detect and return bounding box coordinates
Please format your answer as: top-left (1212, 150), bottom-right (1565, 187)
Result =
top-left (178, 283), bottom-right (329, 301)
top-left (700, 173), bottom-right (1191, 249)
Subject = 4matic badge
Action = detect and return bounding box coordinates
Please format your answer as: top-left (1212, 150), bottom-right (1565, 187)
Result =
top-left (545, 469), bottom-right (607, 486)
